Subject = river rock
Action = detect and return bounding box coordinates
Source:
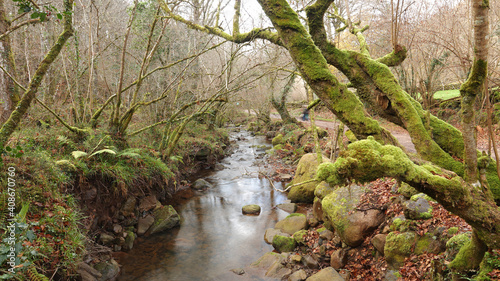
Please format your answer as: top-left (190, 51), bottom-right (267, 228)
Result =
top-left (192, 178), bottom-right (213, 190)
top-left (277, 202), bottom-right (297, 213)
top-left (272, 235), bottom-right (297, 253)
top-left (242, 204), bottom-right (261, 215)
top-left (275, 213), bottom-right (308, 235)
top-left (137, 215), bottom-right (155, 236)
top-left (123, 230), bottom-right (135, 251)
top-left (94, 259), bottom-right (120, 281)
top-left (230, 268), bottom-right (245, 275)
top-left (113, 224), bottom-right (122, 234)
top-left (99, 233), bottom-right (114, 245)
top-left (313, 197), bottom-right (325, 221)
top-left (250, 252), bottom-right (291, 279)
top-left (272, 134), bottom-right (285, 146)
top-left (302, 254), bottom-right (319, 269)
top-left (330, 249), bottom-right (347, 270)
top-left (77, 262), bottom-right (102, 281)
top-left (371, 234), bottom-right (387, 254)
top-left (120, 196), bottom-right (137, 217)
top-left (403, 196), bottom-right (433, 220)
top-left (322, 185), bottom-right (385, 247)
top-left (319, 229), bottom-right (334, 241)
top-left (138, 195), bottom-right (159, 212)
top-left (264, 228), bottom-right (289, 244)
top-left (385, 231), bottom-right (445, 270)
top-left (148, 205), bottom-right (180, 235)
top-left (293, 230), bottom-right (308, 245)
top-left (288, 154), bottom-right (331, 203)
top-left (306, 267), bottom-right (344, 281)
top-left (288, 269), bottom-right (307, 281)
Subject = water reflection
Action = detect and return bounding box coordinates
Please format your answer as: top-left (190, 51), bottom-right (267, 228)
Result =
top-left (117, 131), bottom-right (289, 280)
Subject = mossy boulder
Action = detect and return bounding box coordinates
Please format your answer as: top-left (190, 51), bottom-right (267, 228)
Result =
top-left (275, 213), bottom-right (308, 235)
top-left (288, 153), bottom-right (331, 203)
top-left (445, 232), bottom-right (471, 260)
top-left (272, 235), bottom-right (297, 253)
top-left (384, 231), bottom-right (417, 269)
top-left (403, 196), bottom-right (433, 220)
top-left (322, 184), bottom-right (384, 247)
top-left (314, 181), bottom-right (335, 200)
top-left (242, 204), bottom-right (261, 215)
top-left (385, 231), bottom-right (446, 270)
top-left (272, 134), bottom-right (285, 146)
top-left (250, 252), bottom-right (291, 279)
top-left (293, 229), bottom-right (308, 245)
top-left (148, 205), bottom-right (180, 235)
top-left (264, 228), bottom-right (289, 244)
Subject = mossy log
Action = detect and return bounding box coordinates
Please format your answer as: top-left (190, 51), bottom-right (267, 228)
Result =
top-left (317, 138), bottom-right (500, 249)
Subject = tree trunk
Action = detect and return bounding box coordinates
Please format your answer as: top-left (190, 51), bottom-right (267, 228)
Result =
top-left (0, 0), bottom-right (19, 123)
top-left (0, 0), bottom-right (74, 148)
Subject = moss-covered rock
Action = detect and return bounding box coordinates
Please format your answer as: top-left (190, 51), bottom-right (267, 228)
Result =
top-left (403, 197), bottom-right (433, 220)
top-left (322, 184), bottom-right (384, 247)
top-left (385, 231), bottom-right (417, 269)
top-left (242, 204), bottom-right (261, 215)
top-left (288, 153), bottom-right (331, 203)
top-left (293, 229), bottom-right (308, 245)
top-left (314, 181), bottom-right (335, 200)
top-left (272, 134), bottom-right (285, 146)
top-left (398, 182), bottom-right (419, 198)
top-left (445, 232), bottom-right (471, 261)
top-left (385, 231), bottom-right (446, 270)
top-left (274, 213), bottom-right (308, 235)
top-left (148, 205), bottom-right (180, 235)
top-left (272, 235), bottom-right (297, 253)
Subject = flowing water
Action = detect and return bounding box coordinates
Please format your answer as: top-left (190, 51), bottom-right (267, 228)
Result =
top-left (117, 130), bottom-right (292, 281)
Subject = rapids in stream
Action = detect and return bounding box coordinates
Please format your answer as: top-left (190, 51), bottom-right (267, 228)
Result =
top-left (117, 129), bottom-right (293, 280)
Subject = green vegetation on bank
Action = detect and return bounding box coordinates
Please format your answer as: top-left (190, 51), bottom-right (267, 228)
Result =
top-left (0, 121), bottom-right (228, 280)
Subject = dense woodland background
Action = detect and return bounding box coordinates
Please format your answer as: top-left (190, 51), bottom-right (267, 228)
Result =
top-left (1, 0), bottom-right (500, 280)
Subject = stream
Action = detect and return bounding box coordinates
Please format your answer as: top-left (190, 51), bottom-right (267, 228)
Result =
top-left (117, 129), bottom-right (292, 281)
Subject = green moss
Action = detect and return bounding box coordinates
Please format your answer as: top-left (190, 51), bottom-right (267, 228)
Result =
top-left (385, 231), bottom-right (417, 268)
top-left (316, 227), bottom-right (326, 233)
top-left (447, 227), bottom-right (459, 235)
top-left (272, 234), bottom-right (297, 253)
top-left (293, 229), bottom-right (308, 245)
top-left (286, 213), bottom-right (306, 218)
top-left (410, 193), bottom-right (435, 202)
top-left (398, 182), bottom-right (419, 198)
top-left (476, 251), bottom-right (500, 280)
top-left (446, 233), bottom-right (471, 254)
top-left (272, 134), bottom-right (285, 146)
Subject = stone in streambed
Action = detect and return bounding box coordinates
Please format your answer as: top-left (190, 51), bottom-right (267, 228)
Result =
top-left (148, 205), bottom-right (180, 235)
top-left (242, 204), bottom-right (261, 215)
top-left (288, 269), bottom-right (307, 281)
top-left (264, 228), bottom-right (289, 244)
top-left (137, 215), bottom-right (154, 236)
top-left (192, 178), bottom-right (213, 190)
top-left (277, 202), bottom-right (297, 213)
top-left (275, 213), bottom-right (308, 235)
top-left (272, 235), bottom-right (297, 253)
top-left (305, 267), bottom-right (344, 281)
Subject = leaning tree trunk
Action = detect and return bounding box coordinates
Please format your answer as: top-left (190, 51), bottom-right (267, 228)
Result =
top-left (0, 0), bottom-right (74, 148)
top-left (271, 72), bottom-right (298, 124)
top-left (0, 0), bottom-right (19, 123)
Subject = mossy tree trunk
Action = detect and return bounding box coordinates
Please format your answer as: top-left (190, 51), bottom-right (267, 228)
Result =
top-left (0, 0), bottom-right (19, 123)
top-left (0, 0), bottom-right (74, 148)
top-left (161, 0), bottom-right (500, 267)
top-left (270, 72), bottom-right (298, 124)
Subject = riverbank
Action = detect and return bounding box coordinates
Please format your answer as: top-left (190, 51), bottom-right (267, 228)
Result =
top-left (0, 121), bottom-right (230, 280)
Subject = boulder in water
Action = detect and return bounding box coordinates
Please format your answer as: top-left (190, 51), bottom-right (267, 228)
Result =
top-left (242, 204), bottom-right (261, 215)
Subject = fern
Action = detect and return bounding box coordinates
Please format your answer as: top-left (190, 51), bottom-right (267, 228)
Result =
top-left (56, 135), bottom-right (77, 150)
top-left (27, 267), bottom-right (49, 281)
top-left (117, 148), bottom-right (142, 158)
top-left (71, 151), bottom-right (88, 159)
top-left (89, 148), bottom-right (116, 158)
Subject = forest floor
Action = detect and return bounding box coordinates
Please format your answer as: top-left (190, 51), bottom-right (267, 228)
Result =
top-left (265, 108), bottom-right (500, 280)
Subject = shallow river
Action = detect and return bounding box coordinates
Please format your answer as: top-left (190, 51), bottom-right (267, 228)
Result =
top-left (117, 130), bottom-right (291, 281)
